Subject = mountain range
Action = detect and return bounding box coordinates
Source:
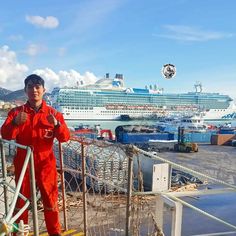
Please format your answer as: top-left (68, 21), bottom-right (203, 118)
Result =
top-left (0, 87), bottom-right (27, 102)
top-left (0, 87), bottom-right (51, 102)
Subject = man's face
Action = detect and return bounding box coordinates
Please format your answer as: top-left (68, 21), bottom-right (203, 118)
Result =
top-left (25, 81), bottom-right (45, 102)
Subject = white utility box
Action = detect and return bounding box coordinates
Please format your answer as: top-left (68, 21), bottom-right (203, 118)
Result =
top-left (152, 163), bottom-right (171, 192)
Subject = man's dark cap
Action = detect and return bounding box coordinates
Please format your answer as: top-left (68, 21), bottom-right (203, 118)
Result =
top-left (24, 74), bottom-right (45, 88)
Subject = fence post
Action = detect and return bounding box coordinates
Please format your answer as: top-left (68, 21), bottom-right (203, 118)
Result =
top-left (29, 151), bottom-right (39, 236)
top-left (81, 142), bottom-right (88, 236)
top-left (59, 142), bottom-right (68, 231)
top-left (0, 140), bottom-right (9, 214)
top-left (125, 145), bottom-right (134, 236)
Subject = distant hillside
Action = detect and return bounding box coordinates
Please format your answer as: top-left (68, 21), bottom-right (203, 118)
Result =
top-left (0, 86), bottom-right (53, 103)
top-left (0, 89), bottom-right (27, 102)
top-left (0, 87), bottom-right (12, 98)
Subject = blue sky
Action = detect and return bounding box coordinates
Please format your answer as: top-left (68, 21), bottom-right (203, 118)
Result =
top-left (0, 0), bottom-right (236, 98)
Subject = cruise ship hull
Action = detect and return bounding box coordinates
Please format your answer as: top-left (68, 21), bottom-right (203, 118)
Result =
top-left (202, 108), bottom-right (236, 120)
top-left (50, 76), bottom-right (235, 121)
top-left (59, 106), bottom-right (236, 121)
top-left (59, 106), bottom-right (163, 120)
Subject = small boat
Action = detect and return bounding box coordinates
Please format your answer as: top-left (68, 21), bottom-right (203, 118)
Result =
top-left (180, 115), bottom-right (208, 132)
top-left (156, 115), bottom-right (209, 133)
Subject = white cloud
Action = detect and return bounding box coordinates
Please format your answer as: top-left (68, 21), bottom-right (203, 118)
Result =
top-left (0, 46), bottom-right (28, 90)
top-left (32, 68), bottom-right (60, 90)
top-left (25, 43), bottom-right (47, 56)
top-left (0, 46), bottom-right (99, 92)
top-left (25, 15), bottom-right (59, 29)
top-left (33, 68), bottom-right (98, 92)
top-left (58, 70), bottom-right (97, 87)
top-left (158, 25), bottom-right (233, 41)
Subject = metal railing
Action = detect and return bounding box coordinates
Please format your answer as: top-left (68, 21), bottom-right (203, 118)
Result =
top-left (133, 147), bottom-right (236, 236)
top-left (0, 139), bottom-right (39, 235)
top-left (0, 136), bottom-right (236, 235)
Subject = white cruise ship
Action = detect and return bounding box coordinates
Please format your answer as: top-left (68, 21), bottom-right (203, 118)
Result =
top-left (50, 74), bottom-right (235, 120)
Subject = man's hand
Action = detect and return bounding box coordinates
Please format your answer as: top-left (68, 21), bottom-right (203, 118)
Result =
top-left (14, 112), bottom-right (28, 125)
top-left (47, 114), bottom-right (58, 126)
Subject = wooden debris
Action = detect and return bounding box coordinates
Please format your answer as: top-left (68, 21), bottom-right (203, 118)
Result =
top-left (171, 183), bottom-right (198, 192)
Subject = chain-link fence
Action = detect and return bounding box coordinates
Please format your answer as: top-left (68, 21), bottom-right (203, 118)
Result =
top-left (0, 137), bottom-right (165, 236)
top-left (53, 138), bottom-right (165, 235)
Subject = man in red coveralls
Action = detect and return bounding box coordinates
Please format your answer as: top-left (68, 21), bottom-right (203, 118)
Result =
top-left (1, 74), bottom-right (70, 236)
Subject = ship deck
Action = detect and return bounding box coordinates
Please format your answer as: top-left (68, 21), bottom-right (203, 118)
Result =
top-left (1, 140), bottom-right (236, 235)
top-left (156, 144), bottom-right (236, 235)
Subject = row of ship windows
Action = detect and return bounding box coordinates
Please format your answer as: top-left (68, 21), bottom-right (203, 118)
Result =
top-left (101, 111), bottom-right (154, 113)
top-left (59, 98), bottom-right (211, 102)
top-left (65, 107), bottom-right (93, 110)
top-left (59, 93), bottom-right (223, 100)
top-left (60, 104), bottom-right (227, 110)
top-left (59, 100), bottom-right (225, 106)
top-left (65, 110), bottom-right (154, 113)
top-left (59, 96), bottom-right (203, 100)
top-left (59, 96), bottom-right (222, 102)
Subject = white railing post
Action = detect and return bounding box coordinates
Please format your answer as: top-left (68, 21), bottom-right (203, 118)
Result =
top-left (171, 201), bottom-right (183, 236)
top-left (0, 139), bottom-right (39, 235)
top-left (29, 151), bottom-right (39, 236)
top-left (58, 142), bottom-right (68, 231)
top-left (0, 140), bottom-right (9, 214)
top-left (162, 196), bottom-right (183, 236)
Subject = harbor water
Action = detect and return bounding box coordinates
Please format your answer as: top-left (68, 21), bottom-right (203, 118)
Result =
top-left (63, 119), bottom-right (236, 133)
top-left (1, 117), bottom-right (236, 132)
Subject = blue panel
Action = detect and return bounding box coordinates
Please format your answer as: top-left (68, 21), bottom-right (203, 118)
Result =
top-left (120, 132), bottom-right (174, 144)
top-left (174, 131), bottom-right (217, 143)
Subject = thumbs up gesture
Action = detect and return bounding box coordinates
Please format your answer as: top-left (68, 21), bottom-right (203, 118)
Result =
top-left (47, 114), bottom-right (58, 126)
top-left (14, 112), bottom-right (28, 125)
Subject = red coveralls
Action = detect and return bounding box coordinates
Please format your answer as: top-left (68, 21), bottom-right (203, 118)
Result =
top-left (1, 100), bottom-right (70, 235)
